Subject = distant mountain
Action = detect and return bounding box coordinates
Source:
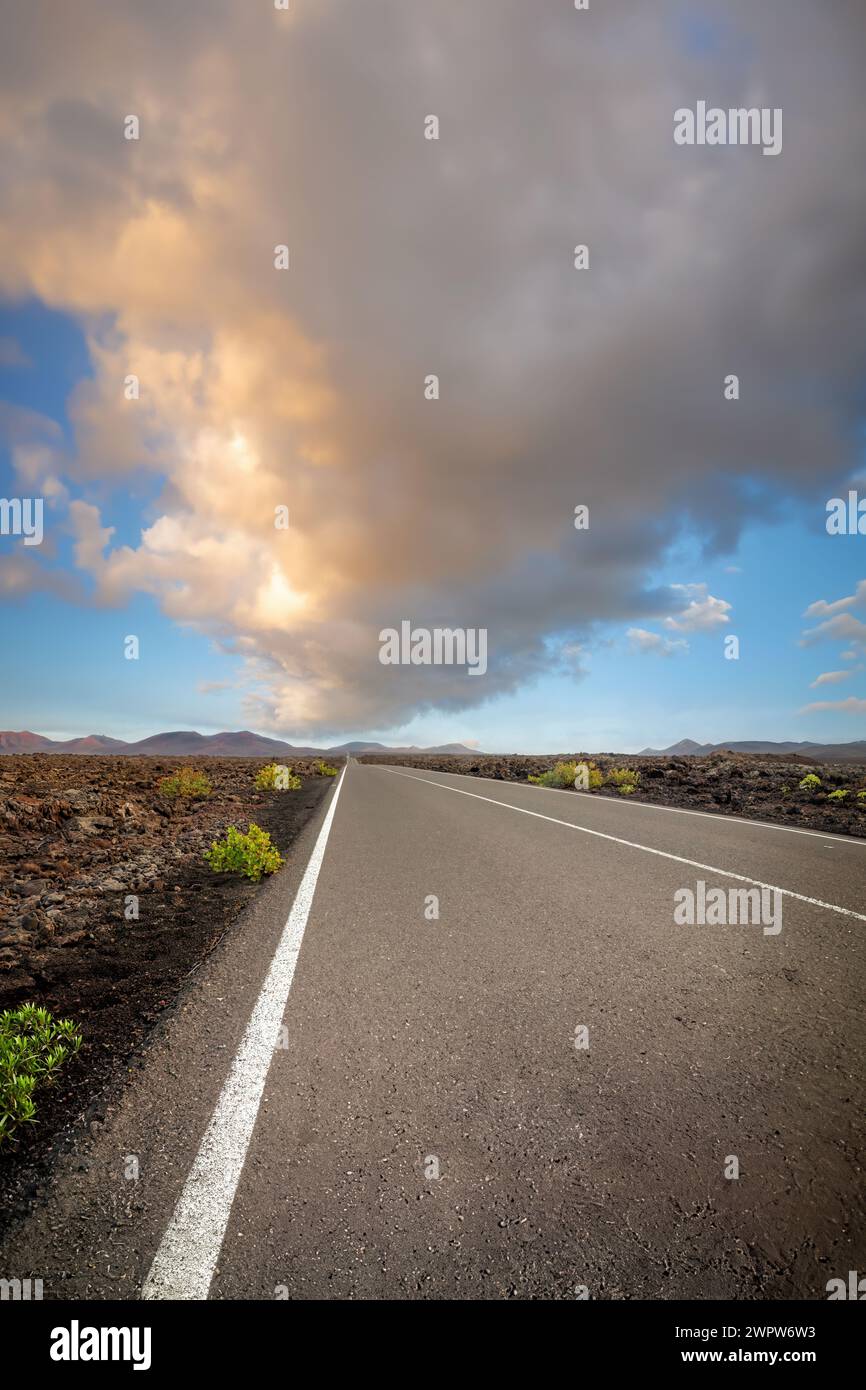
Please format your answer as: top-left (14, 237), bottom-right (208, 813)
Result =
top-left (645, 738), bottom-right (711, 756)
top-left (0, 731), bottom-right (54, 752)
top-left (126, 730), bottom-right (304, 757)
top-left (328, 741), bottom-right (389, 753)
top-left (0, 731), bottom-right (126, 754)
top-left (0, 729), bottom-right (482, 757)
top-left (639, 738), bottom-right (866, 762)
top-left (426, 743), bottom-right (485, 754)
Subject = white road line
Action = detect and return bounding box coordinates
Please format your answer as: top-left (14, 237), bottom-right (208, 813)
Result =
top-left (381, 767), bottom-right (866, 923)
top-left (141, 764), bottom-right (347, 1301)
top-left (379, 765), bottom-right (863, 846)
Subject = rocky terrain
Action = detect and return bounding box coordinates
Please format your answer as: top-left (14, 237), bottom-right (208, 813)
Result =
top-left (358, 750), bottom-right (866, 837)
top-left (0, 754), bottom-right (337, 1218)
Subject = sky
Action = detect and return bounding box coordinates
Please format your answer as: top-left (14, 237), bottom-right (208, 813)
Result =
top-left (1, 0), bottom-right (866, 753)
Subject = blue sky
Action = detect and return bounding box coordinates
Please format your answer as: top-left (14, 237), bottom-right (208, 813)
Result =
top-left (1, 1), bottom-right (864, 752)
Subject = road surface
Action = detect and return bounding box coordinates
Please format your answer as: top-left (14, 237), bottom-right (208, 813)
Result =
top-left (2, 761), bottom-right (864, 1299)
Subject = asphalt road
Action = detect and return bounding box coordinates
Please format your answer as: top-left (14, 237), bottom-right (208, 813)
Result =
top-left (3, 761), bottom-right (865, 1300)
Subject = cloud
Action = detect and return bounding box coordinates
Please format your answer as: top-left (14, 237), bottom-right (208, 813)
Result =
top-left (799, 697), bottom-right (866, 715)
top-left (801, 583), bottom-right (866, 653)
top-left (627, 627), bottom-right (688, 656)
top-left (197, 679), bottom-right (233, 695)
top-left (664, 584), bottom-right (731, 633)
top-left (0, 1), bottom-right (865, 731)
top-left (809, 670), bottom-right (852, 687)
top-left (803, 581), bottom-right (866, 620)
top-left (68, 500), bottom-right (115, 575)
top-left (0, 550), bottom-right (82, 600)
top-left (0, 400), bottom-right (62, 447)
top-left (800, 612), bottom-right (866, 649)
top-left (0, 336), bottom-right (31, 367)
top-left (554, 640), bottom-right (590, 677)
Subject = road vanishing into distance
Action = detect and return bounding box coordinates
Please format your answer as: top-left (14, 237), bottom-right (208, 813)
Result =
top-left (3, 761), bottom-right (865, 1299)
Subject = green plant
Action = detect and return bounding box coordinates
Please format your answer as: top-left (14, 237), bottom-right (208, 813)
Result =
top-left (858, 791), bottom-right (866, 801)
top-left (255, 763), bottom-right (301, 791)
top-left (314, 761), bottom-right (338, 777)
top-left (827, 788), bottom-right (848, 802)
top-left (607, 767), bottom-right (641, 796)
top-left (799, 774), bottom-right (821, 791)
top-left (205, 823), bottom-right (283, 882)
top-left (159, 767), bottom-right (212, 799)
top-left (0, 1004), bottom-right (82, 1147)
top-left (577, 761), bottom-right (604, 790)
top-left (528, 760), bottom-right (579, 789)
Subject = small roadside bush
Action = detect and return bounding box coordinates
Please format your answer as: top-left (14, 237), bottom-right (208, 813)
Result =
top-left (205, 823), bottom-right (283, 882)
top-left (528, 760), bottom-right (578, 789)
top-left (0, 1004), bottom-right (82, 1147)
top-left (607, 767), bottom-right (641, 796)
top-left (255, 763), bottom-right (302, 791)
top-left (799, 774), bottom-right (821, 791)
top-left (573, 761), bottom-right (605, 791)
top-left (827, 789), bottom-right (848, 802)
top-left (315, 761), bottom-right (338, 777)
top-left (159, 767), bottom-right (212, 799)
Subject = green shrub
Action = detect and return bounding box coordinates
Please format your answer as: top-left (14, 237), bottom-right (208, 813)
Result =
top-left (255, 763), bottom-right (301, 791)
top-left (827, 789), bottom-right (848, 802)
top-left (0, 1004), bottom-right (82, 1147)
top-left (528, 760), bottom-right (579, 789)
top-left (799, 774), bottom-right (821, 790)
top-left (858, 791), bottom-right (866, 801)
top-left (205, 823), bottom-right (283, 882)
top-left (315, 761), bottom-right (338, 777)
top-left (607, 767), bottom-right (641, 796)
top-left (159, 767), bottom-right (212, 799)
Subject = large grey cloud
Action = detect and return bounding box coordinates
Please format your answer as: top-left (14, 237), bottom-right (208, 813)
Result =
top-left (0, 0), bottom-right (864, 732)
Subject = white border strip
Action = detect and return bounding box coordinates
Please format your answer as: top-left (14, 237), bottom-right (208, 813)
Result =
top-left (380, 767), bottom-right (866, 922)
top-left (142, 765), bottom-right (347, 1300)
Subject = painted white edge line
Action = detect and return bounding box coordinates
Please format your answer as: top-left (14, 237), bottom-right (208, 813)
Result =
top-left (380, 767), bottom-right (866, 923)
top-left (374, 764), bottom-right (864, 846)
top-left (141, 763), bottom-right (348, 1301)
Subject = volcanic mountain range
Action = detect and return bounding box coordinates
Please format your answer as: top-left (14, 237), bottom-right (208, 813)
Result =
top-left (0, 730), bottom-right (479, 757)
top-left (3, 730), bottom-right (866, 761)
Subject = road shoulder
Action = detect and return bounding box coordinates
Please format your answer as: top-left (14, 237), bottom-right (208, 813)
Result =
top-left (0, 773), bottom-right (342, 1299)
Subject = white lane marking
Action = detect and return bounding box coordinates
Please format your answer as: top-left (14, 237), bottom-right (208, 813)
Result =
top-left (380, 768), bottom-right (866, 923)
top-left (377, 765), bottom-right (863, 846)
top-left (141, 764), bottom-right (348, 1301)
